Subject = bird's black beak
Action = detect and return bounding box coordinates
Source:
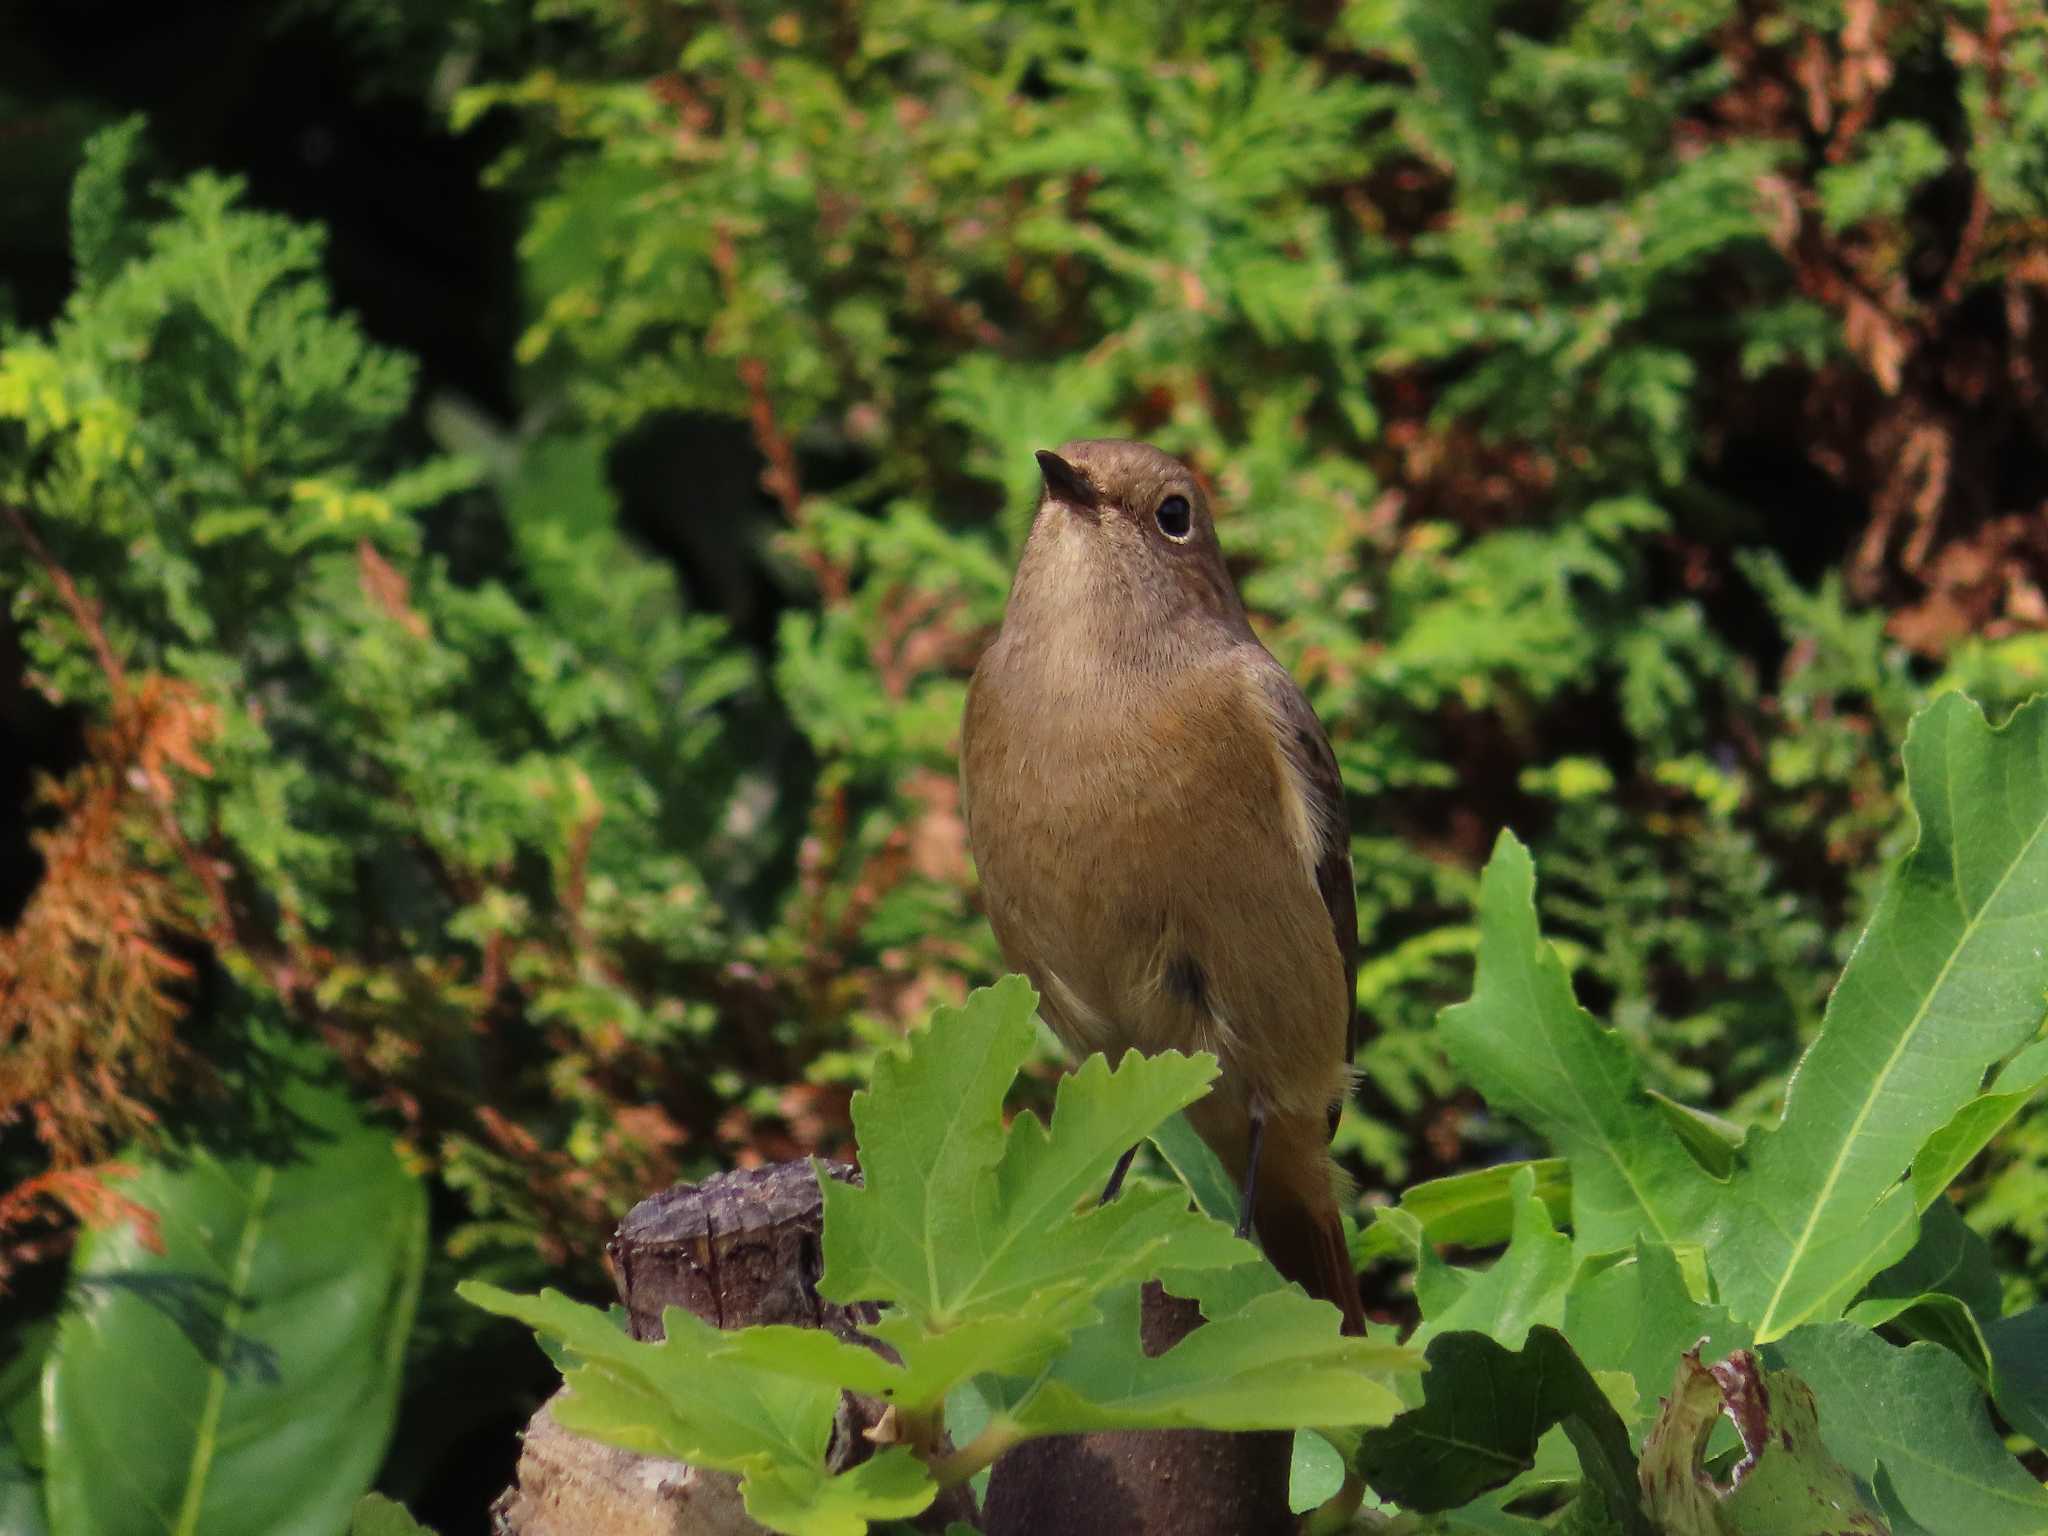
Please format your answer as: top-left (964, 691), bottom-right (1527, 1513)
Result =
top-left (1035, 449), bottom-right (1100, 515)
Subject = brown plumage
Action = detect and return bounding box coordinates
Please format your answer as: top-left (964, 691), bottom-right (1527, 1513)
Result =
top-left (960, 439), bottom-right (1366, 1335)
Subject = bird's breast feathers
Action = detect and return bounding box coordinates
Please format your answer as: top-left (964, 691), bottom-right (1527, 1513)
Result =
top-left (964, 643), bottom-right (1350, 1113)
top-left (971, 647), bottom-right (1310, 857)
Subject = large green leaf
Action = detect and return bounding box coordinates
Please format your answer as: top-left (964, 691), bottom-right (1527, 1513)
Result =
top-left (1411, 1165), bottom-right (1574, 1351)
top-left (1772, 1323), bottom-right (2048, 1535)
top-left (1440, 835), bottom-right (1718, 1255)
top-left (41, 1041), bottom-right (426, 1536)
top-left (1352, 1158), bottom-right (1572, 1266)
top-left (1716, 694), bottom-right (2048, 1339)
top-left (0, 1438), bottom-right (47, 1536)
top-left (814, 974), bottom-right (1251, 1400)
top-left (1720, 704), bottom-right (2048, 1343)
top-left (0, 1320), bottom-right (51, 1536)
top-left (1001, 1267), bottom-right (1412, 1438)
top-left (1563, 1240), bottom-right (1751, 1441)
top-left (1445, 694), bottom-right (2048, 1344)
top-left (1354, 1327), bottom-right (1650, 1533)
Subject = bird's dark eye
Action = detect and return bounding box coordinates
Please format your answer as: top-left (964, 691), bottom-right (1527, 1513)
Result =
top-left (1155, 495), bottom-right (1193, 541)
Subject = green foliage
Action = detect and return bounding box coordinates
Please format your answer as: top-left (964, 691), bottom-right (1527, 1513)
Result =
top-left (1356, 1327), bottom-right (1649, 1531)
top-left (426, 0), bottom-right (2048, 1231)
top-left (454, 718), bottom-right (2048, 1530)
top-left (1353, 1157), bottom-right (1572, 1266)
top-left (1714, 695), bottom-right (2048, 1338)
top-left (1384, 691), bottom-right (2048, 1530)
top-left (467, 979), bottom-right (1416, 1535)
top-left (1771, 1326), bottom-right (2048, 1535)
top-left (1819, 121), bottom-right (1951, 233)
top-left (0, 1326), bottom-right (50, 1536)
top-left (460, 1286), bottom-right (938, 1536)
top-left (11, 0), bottom-right (2048, 1268)
top-left (1446, 694), bottom-right (2048, 1345)
top-left (37, 1031), bottom-right (426, 1536)
top-left (2, 112), bottom-right (765, 1276)
top-left (349, 1493), bottom-right (440, 1536)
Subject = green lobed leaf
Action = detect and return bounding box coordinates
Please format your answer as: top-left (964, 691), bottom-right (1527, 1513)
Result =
top-left (1440, 833), bottom-right (1718, 1256)
top-left (466, 980), bottom-right (1415, 1530)
top-left (458, 1285), bottom-right (936, 1536)
top-left (1353, 1158), bottom-right (1572, 1266)
top-left (1910, 1037), bottom-right (2048, 1208)
top-left (349, 1494), bottom-right (439, 1536)
top-left (1411, 1166), bottom-right (1574, 1350)
top-left (815, 976), bottom-right (1235, 1400)
top-left (1982, 1308), bottom-right (2048, 1453)
top-left (1564, 1240), bottom-right (1752, 1442)
top-left (1354, 1326), bottom-right (1651, 1532)
top-left (41, 1039), bottom-right (426, 1536)
top-left (1002, 1274), bottom-right (1413, 1439)
top-left (1716, 693), bottom-right (2048, 1341)
top-left (1771, 1323), bottom-right (2048, 1535)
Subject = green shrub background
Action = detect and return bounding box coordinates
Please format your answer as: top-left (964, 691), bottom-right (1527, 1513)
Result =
top-left (4, 0), bottom-right (2046, 1523)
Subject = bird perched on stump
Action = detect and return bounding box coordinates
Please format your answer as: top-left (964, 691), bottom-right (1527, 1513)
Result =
top-left (960, 439), bottom-right (1366, 1336)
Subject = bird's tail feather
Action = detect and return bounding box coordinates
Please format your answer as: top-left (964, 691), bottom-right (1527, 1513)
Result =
top-left (1255, 1193), bottom-right (1365, 1337)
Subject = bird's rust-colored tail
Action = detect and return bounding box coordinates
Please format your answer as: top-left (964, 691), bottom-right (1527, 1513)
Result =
top-left (1256, 1194), bottom-right (1366, 1336)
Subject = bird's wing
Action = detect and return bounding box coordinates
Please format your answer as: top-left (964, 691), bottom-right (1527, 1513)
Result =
top-left (1249, 654), bottom-right (1361, 1067)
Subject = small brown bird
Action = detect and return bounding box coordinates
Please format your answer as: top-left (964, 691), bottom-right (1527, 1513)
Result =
top-left (960, 439), bottom-right (1365, 1335)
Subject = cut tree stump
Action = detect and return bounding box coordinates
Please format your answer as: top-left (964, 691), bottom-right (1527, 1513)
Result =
top-left (492, 1161), bottom-right (974, 1535)
top-left (492, 1161), bottom-right (1293, 1534)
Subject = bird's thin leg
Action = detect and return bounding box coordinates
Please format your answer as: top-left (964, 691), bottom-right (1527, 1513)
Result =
top-left (1236, 1112), bottom-right (1265, 1240)
top-left (1098, 1144), bottom-right (1140, 1206)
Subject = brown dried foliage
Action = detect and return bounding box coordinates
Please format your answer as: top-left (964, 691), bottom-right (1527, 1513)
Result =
top-left (0, 1167), bottom-right (162, 1284)
top-left (1715, 0), bottom-right (2048, 655)
top-left (0, 672), bottom-right (217, 1282)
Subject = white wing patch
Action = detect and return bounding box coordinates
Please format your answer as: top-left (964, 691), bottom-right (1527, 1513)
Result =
top-left (1042, 964), bottom-right (1119, 1056)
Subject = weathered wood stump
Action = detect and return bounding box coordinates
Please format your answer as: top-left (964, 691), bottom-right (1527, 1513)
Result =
top-left (494, 1162), bottom-right (978, 1536)
top-left (607, 1161), bottom-right (870, 1341)
top-left (493, 1161), bottom-right (1294, 1534)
